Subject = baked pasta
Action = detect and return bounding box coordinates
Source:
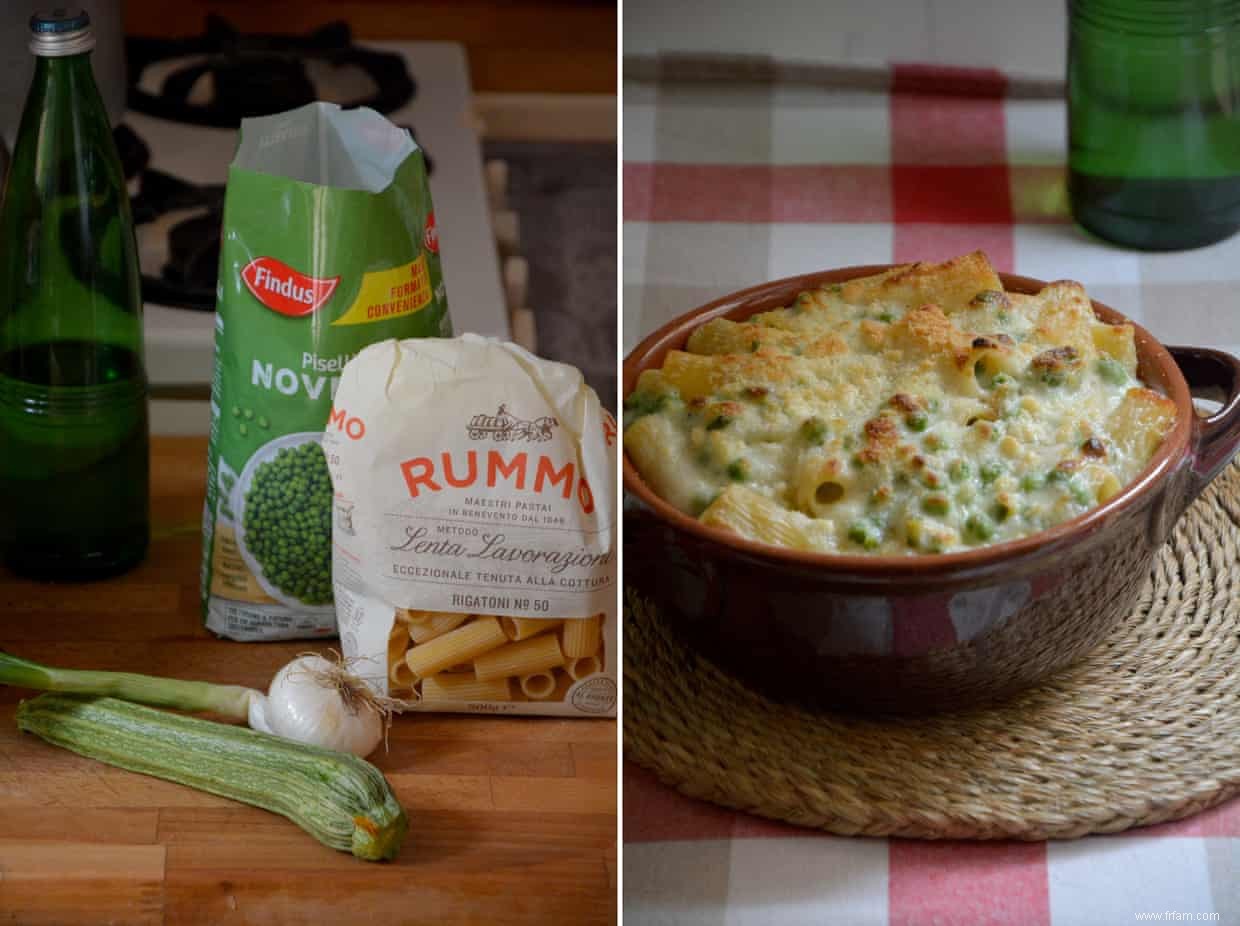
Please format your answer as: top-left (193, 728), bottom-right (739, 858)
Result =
top-left (624, 252), bottom-right (1176, 555)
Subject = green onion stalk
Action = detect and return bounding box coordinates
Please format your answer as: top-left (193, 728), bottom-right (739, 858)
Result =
top-left (0, 650), bottom-right (253, 716)
top-left (0, 650), bottom-right (393, 757)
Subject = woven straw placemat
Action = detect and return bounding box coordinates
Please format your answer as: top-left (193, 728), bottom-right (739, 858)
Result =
top-left (624, 461), bottom-right (1240, 840)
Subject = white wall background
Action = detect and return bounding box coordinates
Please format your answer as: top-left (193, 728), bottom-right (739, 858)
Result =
top-left (624, 0), bottom-right (1066, 78)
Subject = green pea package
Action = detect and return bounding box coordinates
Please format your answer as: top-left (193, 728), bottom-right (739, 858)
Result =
top-left (202, 102), bottom-right (451, 641)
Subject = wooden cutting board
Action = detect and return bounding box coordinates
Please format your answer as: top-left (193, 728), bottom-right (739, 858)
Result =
top-left (0, 438), bottom-right (616, 925)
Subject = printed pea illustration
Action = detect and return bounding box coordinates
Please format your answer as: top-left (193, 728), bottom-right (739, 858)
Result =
top-left (232, 406), bottom-right (261, 436)
top-left (243, 441), bottom-right (333, 605)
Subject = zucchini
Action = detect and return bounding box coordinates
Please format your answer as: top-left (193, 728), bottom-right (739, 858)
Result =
top-left (17, 693), bottom-right (407, 861)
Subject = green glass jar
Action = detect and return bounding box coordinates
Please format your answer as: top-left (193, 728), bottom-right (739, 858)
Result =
top-left (0, 9), bottom-right (149, 579)
top-left (1068, 0), bottom-right (1240, 250)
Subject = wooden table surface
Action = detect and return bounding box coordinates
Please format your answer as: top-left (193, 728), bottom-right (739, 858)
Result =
top-left (0, 438), bottom-right (617, 925)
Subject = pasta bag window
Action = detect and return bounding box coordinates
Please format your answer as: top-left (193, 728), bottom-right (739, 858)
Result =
top-left (325, 336), bottom-right (617, 716)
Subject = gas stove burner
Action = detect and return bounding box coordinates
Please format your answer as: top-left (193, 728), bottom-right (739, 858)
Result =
top-left (126, 16), bottom-right (416, 127)
top-left (113, 124), bottom-right (149, 180)
top-left (129, 169), bottom-right (224, 311)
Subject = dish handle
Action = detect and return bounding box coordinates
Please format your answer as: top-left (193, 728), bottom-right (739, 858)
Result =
top-left (1169, 346), bottom-right (1240, 501)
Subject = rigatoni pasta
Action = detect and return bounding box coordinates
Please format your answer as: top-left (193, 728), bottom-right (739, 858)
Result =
top-left (406, 612), bottom-right (468, 644)
top-left (566, 655), bottom-right (601, 681)
top-left (519, 672), bottom-right (556, 700)
top-left (388, 657), bottom-right (414, 692)
top-left (500, 617), bottom-right (562, 641)
top-left (382, 614), bottom-right (605, 709)
top-left (474, 633), bottom-right (565, 681)
top-left (402, 617), bottom-right (508, 679)
top-left (421, 673), bottom-right (512, 702)
top-left (561, 614), bottom-right (601, 658)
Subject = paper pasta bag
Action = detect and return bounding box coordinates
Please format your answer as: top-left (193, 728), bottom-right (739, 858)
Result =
top-left (325, 335), bottom-right (617, 716)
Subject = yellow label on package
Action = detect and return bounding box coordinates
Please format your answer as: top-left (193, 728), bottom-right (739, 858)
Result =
top-left (331, 255), bottom-right (433, 326)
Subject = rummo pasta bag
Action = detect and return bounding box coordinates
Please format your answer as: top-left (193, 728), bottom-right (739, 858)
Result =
top-left (326, 335), bottom-right (617, 717)
top-left (202, 102), bottom-right (450, 641)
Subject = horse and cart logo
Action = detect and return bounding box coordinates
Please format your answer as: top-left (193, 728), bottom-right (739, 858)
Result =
top-left (467, 404), bottom-right (558, 442)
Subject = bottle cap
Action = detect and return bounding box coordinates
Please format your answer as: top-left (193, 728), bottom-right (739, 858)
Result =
top-left (29, 9), bottom-right (95, 57)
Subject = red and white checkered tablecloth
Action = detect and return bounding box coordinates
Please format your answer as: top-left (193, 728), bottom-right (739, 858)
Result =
top-left (622, 58), bottom-right (1240, 926)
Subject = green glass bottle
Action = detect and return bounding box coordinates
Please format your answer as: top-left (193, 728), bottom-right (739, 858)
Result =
top-left (1068, 0), bottom-right (1240, 250)
top-left (0, 9), bottom-right (149, 579)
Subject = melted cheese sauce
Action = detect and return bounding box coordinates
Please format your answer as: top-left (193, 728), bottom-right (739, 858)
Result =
top-left (624, 256), bottom-right (1176, 555)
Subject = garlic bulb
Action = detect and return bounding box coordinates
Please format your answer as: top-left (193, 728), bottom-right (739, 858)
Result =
top-left (248, 655), bottom-right (385, 758)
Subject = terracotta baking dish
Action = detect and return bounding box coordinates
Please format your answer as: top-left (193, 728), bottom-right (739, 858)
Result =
top-left (623, 267), bottom-right (1240, 713)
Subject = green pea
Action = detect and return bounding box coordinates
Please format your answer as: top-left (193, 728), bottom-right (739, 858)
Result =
top-left (847, 520), bottom-right (881, 550)
top-left (878, 311), bottom-right (896, 323)
top-left (922, 494), bottom-right (950, 516)
top-left (1069, 480), bottom-right (1093, 506)
top-left (705, 413), bottom-right (732, 431)
top-left (949, 460), bottom-right (971, 483)
top-left (980, 462), bottom-right (1003, 484)
top-left (1020, 473), bottom-right (1043, 492)
top-left (1096, 357), bottom-right (1127, 385)
top-left (726, 459), bottom-right (749, 482)
top-left (906, 412), bottom-right (929, 432)
top-left (965, 513), bottom-right (995, 542)
top-left (800, 417), bottom-right (828, 445)
top-left (623, 390), bottom-right (669, 422)
top-left (992, 499), bottom-right (1015, 522)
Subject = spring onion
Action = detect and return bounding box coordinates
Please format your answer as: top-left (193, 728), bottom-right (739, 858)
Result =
top-left (0, 651), bottom-right (386, 758)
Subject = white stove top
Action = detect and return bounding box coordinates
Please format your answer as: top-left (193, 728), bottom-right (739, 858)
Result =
top-left (136, 41), bottom-right (509, 388)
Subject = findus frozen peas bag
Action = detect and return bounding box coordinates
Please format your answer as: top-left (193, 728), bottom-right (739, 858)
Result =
top-left (326, 335), bottom-right (617, 717)
top-left (201, 102), bottom-right (451, 641)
